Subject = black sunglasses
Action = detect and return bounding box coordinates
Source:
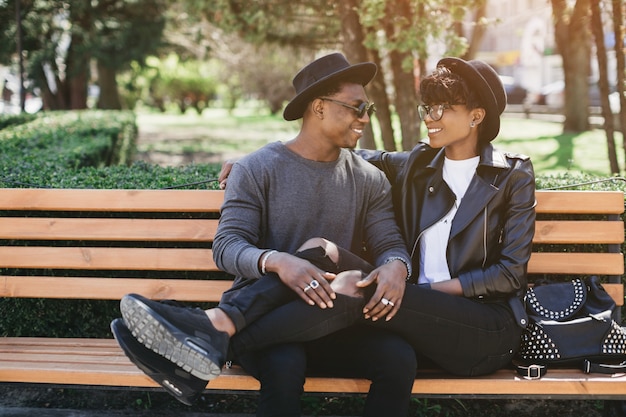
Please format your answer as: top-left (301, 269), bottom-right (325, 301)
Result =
top-left (320, 97), bottom-right (376, 119)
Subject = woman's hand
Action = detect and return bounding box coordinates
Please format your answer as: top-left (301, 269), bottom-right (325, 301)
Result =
top-left (218, 159), bottom-right (236, 189)
top-left (358, 260), bottom-right (407, 321)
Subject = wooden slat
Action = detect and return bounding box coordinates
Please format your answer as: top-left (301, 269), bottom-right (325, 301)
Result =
top-left (1, 219), bottom-right (621, 244)
top-left (535, 190), bottom-right (624, 215)
top-left (1, 277), bottom-right (622, 306)
top-left (1, 338), bottom-right (626, 396)
top-left (0, 218), bottom-right (218, 241)
top-left (0, 188), bottom-right (225, 212)
top-left (1, 188), bottom-right (621, 214)
top-left (528, 252), bottom-right (624, 275)
top-left (533, 220), bottom-right (624, 244)
top-left (0, 276), bottom-right (231, 301)
top-left (602, 283), bottom-right (624, 306)
top-left (0, 247), bottom-right (217, 271)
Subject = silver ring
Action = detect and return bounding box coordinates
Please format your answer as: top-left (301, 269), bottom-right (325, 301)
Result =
top-left (303, 285), bottom-right (312, 292)
top-left (381, 297), bottom-right (394, 307)
top-left (309, 279), bottom-right (320, 289)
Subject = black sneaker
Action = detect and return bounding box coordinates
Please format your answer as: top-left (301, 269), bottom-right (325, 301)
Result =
top-left (111, 318), bottom-right (206, 406)
top-left (120, 293), bottom-right (229, 381)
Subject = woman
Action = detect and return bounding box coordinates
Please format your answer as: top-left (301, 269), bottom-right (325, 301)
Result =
top-left (229, 56), bottom-right (536, 377)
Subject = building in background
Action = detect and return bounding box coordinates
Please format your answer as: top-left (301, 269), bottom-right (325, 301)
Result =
top-left (474, 0), bottom-right (619, 103)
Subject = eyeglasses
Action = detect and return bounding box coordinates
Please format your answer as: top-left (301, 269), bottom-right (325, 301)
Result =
top-left (320, 97), bottom-right (376, 119)
top-left (417, 104), bottom-right (452, 121)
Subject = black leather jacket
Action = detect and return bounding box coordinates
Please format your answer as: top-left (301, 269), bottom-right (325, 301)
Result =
top-left (357, 142), bottom-right (536, 305)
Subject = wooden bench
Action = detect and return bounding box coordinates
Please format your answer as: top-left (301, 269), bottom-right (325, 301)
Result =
top-left (0, 187), bottom-right (624, 400)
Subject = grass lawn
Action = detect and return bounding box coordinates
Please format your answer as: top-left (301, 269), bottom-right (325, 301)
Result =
top-left (137, 108), bottom-right (625, 178)
top-left (498, 116), bottom-right (625, 176)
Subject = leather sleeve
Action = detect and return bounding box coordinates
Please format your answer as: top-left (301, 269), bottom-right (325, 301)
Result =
top-left (353, 149), bottom-right (410, 185)
top-left (458, 157), bottom-right (536, 299)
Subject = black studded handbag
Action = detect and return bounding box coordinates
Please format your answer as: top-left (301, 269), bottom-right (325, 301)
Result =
top-left (515, 276), bottom-right (626, 378)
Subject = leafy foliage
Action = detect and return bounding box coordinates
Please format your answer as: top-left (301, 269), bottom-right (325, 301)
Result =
top-left (141, 55), bottom-right (219, 114)
top-left (189, 0), bottom-right (340, 49)
top-left (0, 0), bottom-right (169, 110)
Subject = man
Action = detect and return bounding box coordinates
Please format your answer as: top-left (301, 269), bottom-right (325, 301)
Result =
top-left (112, 53), bottom-right (416, 417)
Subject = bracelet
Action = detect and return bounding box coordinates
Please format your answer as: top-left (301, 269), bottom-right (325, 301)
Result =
top-left (384, 256), bottom-right (412, 280)
top-left (260, 250), bottom-right (278, 275)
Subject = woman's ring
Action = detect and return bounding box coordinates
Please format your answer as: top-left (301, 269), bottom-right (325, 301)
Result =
top-left (309, 279), bottom-right (320, 289)
top-left (381, 298), bottom-right (394, 307)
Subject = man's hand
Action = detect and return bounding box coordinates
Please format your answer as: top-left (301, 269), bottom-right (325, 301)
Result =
top-left (264, 252), bottom-right (336, 309)
top-left (357, 260), bottom-right (407, 321)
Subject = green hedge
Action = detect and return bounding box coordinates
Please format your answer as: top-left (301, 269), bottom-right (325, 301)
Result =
top-left (0, 110), bottom-right (137, 186)
top-left (536, 173), bottom-right (626, 192)
top-left (0, 113), bottom-right (37, 130)
top-left (0, 110), bottom-right (222, 189)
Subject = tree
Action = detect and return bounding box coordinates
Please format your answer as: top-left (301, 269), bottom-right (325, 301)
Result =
top-left (458, 1), bottom-right (488, 60)
top-left (0, 0), bottom-right (168, 111)
top-left (611, 0), bottom-right (626, 170)
top-left (590, 0), bottom-right (619, 173)
top-left (336, 0), bottom-right (379, 149)
top-left (93, 0), bottom-right (169, 109)
top-left (381, 0), bottom-right (421, 152)
top-left (550, 0), bottom-right (593, 133)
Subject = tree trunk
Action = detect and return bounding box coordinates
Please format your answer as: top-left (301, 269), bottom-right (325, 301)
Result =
top-left (551, 0), bottom-right (591, 133)
top-left (590, 0), bottom-right (619, 173)
top-left (64, 1), bottom-right (92, 110)
top-left (612, 0), bottom-right (626, 171)
top-left (368, 49), bottom-right (397, 151)
top-left (461, 2), bottom-right (488, 61)
top-left (96, 61), bottom-right (122, 110)
top-left (34, 62), bottom-right (65, 111)
top-left (384, 0), bottom-right (419, 151)
top-left (337, 0), bottom-right (376, 149)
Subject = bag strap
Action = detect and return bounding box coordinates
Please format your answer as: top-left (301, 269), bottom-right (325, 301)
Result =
top-left (583, 360), bottom-right (626, 374)
top-left (515, 360), bottom-right (626, 379)
top-left (514, 363), bottom-right (547, 379)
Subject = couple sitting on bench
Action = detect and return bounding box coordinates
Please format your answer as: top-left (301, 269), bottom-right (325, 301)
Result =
top-left (112, 52), bottom-right (535, 417)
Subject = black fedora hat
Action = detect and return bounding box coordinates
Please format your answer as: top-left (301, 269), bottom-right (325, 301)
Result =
top-left (437, 57), bottom-right (506, 142)
top-left (283, 53), bottom-right (377, 121)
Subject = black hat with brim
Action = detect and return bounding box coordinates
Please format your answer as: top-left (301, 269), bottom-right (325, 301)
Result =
top-left (437, 57), bottom-right (507, 142)
top-left (283, 53), bottom-right (377, 121)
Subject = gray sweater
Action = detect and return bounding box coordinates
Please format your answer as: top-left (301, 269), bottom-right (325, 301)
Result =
top-left (213, 141), bottom-right (409, 280)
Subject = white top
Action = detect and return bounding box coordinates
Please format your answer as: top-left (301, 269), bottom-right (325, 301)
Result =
top-left (418, 156), bottom-right (480, 284)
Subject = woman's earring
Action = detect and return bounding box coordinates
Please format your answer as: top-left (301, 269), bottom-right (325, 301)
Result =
top-left (470, 121), bottom-right (476, 128)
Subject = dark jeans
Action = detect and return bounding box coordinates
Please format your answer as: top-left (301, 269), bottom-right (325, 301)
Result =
top-left (237, 325), bottom-right (416, 417)
top-left (230, 251), bottom-right (522, 377)
top-left (218, 246), bottom-right (372, 332)
top-left (220, 246), bottom-right (415, 416)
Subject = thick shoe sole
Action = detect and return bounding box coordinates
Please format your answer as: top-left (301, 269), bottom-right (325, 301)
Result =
top-left (111, 318), bottom-right (206, 406)
top-left (120, 295), bottom-right (222, 381)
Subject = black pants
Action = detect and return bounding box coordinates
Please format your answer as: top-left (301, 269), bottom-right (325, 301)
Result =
top-left (218, 246), bottom-right (372, 332)
top-left (229, 248), bottom-right (522, 378)
top-left (220, 246), bottom-right (416, 417)
top-left (236, 326), bottom-right (416, 417)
